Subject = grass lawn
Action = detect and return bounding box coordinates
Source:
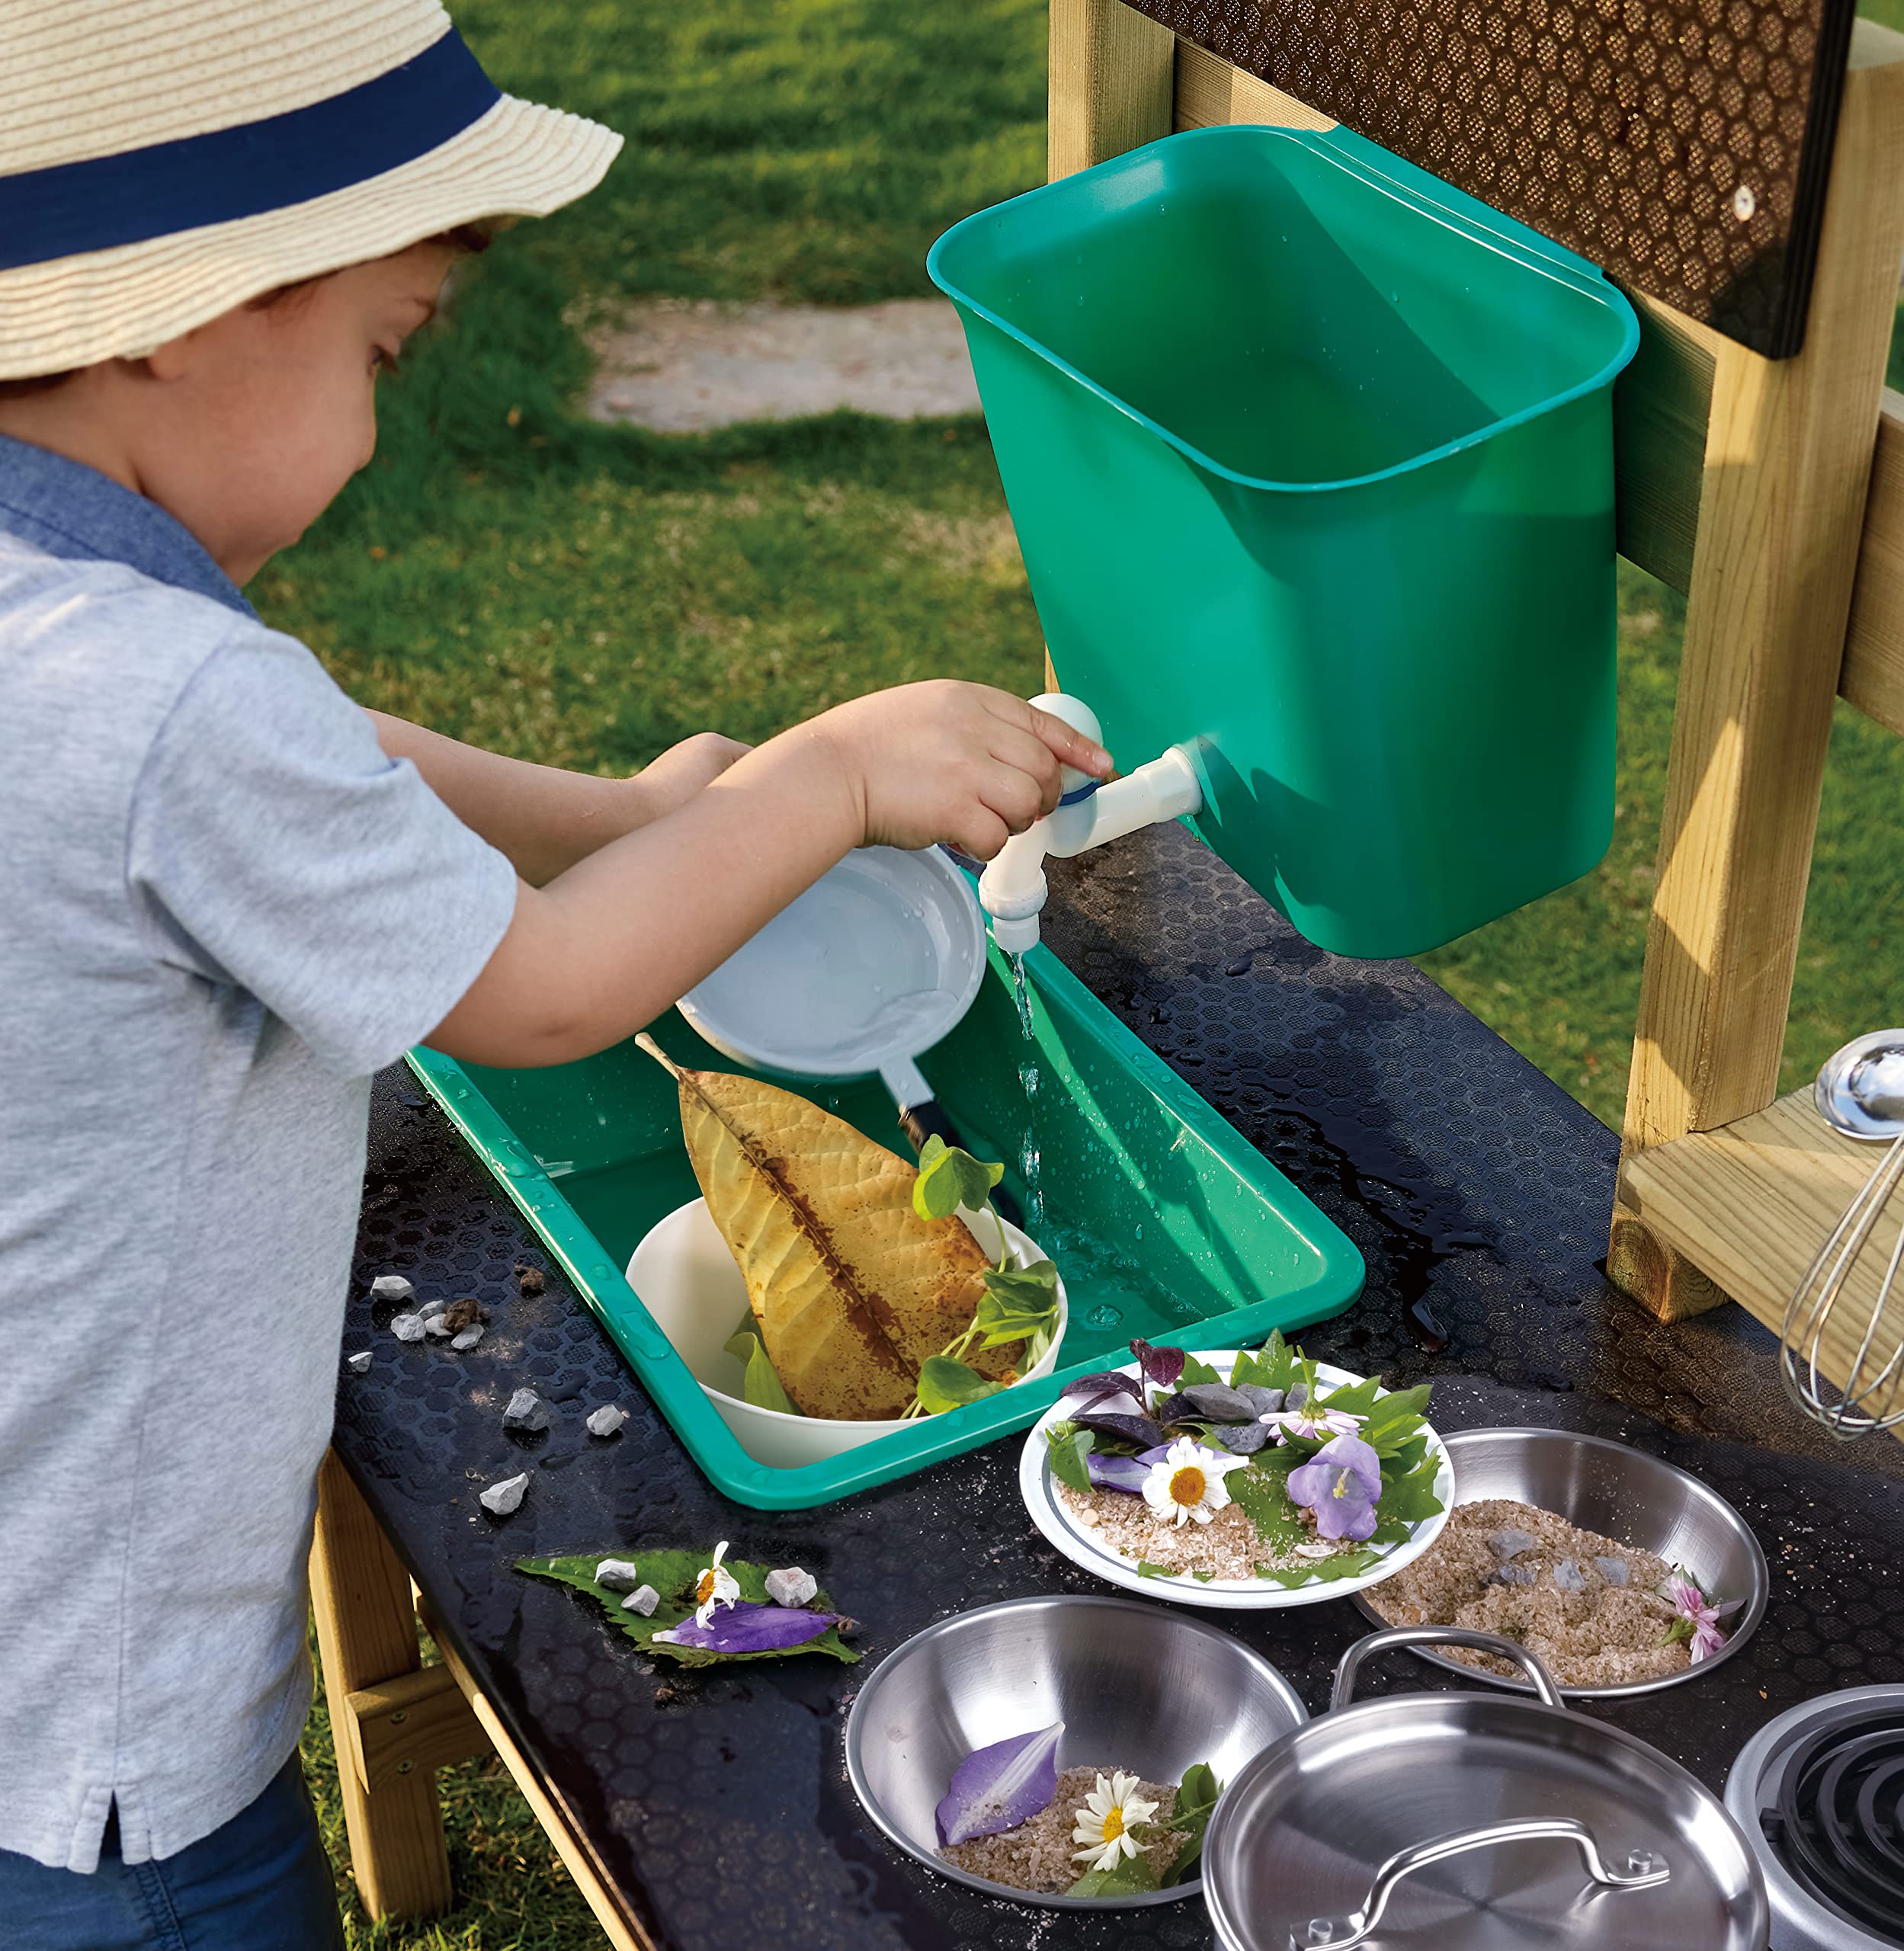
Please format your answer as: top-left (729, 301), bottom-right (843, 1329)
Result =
top-left (281, 3), bottom-right (1904, 1940)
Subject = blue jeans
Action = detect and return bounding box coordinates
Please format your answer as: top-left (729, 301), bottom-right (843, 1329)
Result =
top-left (5, 1754), bottom-right (344, 1950)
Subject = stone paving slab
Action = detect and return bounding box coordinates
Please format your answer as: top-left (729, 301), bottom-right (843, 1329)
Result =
top-left (585, 298), bottom-right (981, 431)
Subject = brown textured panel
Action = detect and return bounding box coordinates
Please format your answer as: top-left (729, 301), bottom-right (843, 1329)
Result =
top-left (1120, 0), bottom-right (1858, 357)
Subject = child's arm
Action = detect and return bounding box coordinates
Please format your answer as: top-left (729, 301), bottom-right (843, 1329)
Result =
top-left (427, 681), bottom-right (1110, 1068)
top-left (367, 710), bottom-right (748, 884)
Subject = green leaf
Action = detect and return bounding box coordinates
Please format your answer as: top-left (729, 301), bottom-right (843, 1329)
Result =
top-left (1368, 1517), bottom-right (1415, 1547)
top-left (975, 1264), bottom-right (1061, 1354)
top-left (1231, 1329), bottom-right (1300, 1393)
top-left (1066, 1850), bottom-right (1161, 1898)
top-left (915, 1356), bottom-right (1003, 1415)
top-left (1317, 1375), bottom-right (1383, 1419)
top-left (723, 1331), bottom-right (799, 1415)
top-left (1047, 1426), bottom-right (1095, 1494)
top-left (1376, 1450), bottom-right (1446, 1524)
top-left (516, 1549), bottom-right (858, 1666)
top-left (1178, 1353), bottom-right (1222, 1386)
top-left (1254, 1549), bottom-right (1380, 1589)
top-left (1361, 1382), bottom-right (1431, 1442)
top-left (1163, 1763), bottom-right (1223, 1885)
top-left (1190, 1568), bottom-right (1213, 1583)
top-left (1136, 1560), bottom-right (1175, 1580)
top-left (1230, 1450), bottom-right (1305, 1549)
top-left (1661, 1614), bottom-right (1695, 1646)
top-left (912, 1137), bottom-right (1005, 1222)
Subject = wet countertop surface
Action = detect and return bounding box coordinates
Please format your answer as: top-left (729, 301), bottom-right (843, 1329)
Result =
top-left (338, 822), bottom-right (1904, 1950)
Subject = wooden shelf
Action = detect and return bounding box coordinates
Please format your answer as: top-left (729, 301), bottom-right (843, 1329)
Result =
top-left (1619, 1089), bottom-right (1904, 1438)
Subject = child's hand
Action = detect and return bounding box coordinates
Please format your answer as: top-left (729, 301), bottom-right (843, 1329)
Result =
top-left (804, 681), bottom-right (1112, 858)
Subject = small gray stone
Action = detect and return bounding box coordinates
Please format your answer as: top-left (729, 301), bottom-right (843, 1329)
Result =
top-left (1236, 1384), bottom-right (1286, 1417)
top-left (503, 1387), bottom-right (551, 1433)
top-left (1487, 1527), bottom-right (1537, 1559)
top-left (370, 1274), bottom-right (415, 1303)
top-left (479, 1472), bottom-right (528, 1517)
top-left (1595, 1555), bottom-right (1631, 1586)
top-left (765, 1566), bottom-right (818, 1607)
top-left (346, 1350), bottom-right (372, 1375)
top-left (1486, 1561), bottom-right (1537, 1587)
top-left (1208, 1418), bottom-right (1272, 1453)
top-left (585, 1404), bottom-right (629, 1438)
top-left (450, 1325), bottom-right (485, 1351)
top-left (425, 1314), bottom-right (455, 1338)
top-left (389, 1313), bottom-right (426, 1343)
top-left (1551, 1557), bottom-right (1587, 1591)
top-left (1177, 1383), bottom-right (1259, 1422)
top-left (595, 1558), bottom-right (643, 1592)
top-left (1284, 1382), bottom-right (1309, 1411)
top-left (416, 1294), bottom-right (450, 1320)
top-left (621, 1585), bottom-right (660, 1616)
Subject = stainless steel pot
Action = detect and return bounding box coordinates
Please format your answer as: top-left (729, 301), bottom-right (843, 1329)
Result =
top-left (1202, 1626), bottom-right (1770, 1950)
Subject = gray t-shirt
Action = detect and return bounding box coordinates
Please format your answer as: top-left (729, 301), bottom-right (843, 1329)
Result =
top-left (0, 436), bottom-right (519, 1873)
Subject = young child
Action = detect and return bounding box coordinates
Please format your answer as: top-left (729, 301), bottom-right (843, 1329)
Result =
top-left (0, 5), bottom-right (1110, 1944)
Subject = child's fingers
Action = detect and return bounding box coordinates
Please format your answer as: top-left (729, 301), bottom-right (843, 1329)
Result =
top-left (984, 721), bottom-right (1066, 814)
top-left (1021, 700), bottom-right (1113, 777)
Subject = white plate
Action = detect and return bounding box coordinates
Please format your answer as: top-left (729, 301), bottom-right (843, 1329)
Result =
top-left (1018, 1354), bottom-right (1454, 1610)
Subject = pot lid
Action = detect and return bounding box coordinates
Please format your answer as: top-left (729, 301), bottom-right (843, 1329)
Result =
top-left (1203, 1628), bottom-right (1769, 1951)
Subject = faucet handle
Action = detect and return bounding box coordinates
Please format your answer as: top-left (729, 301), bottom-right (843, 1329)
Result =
top-left (1030, 691), bottom-right (1104, 797)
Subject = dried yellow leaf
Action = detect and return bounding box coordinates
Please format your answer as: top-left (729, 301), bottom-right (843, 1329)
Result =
top-left (639, 1037), bottom-right (1015, 1419)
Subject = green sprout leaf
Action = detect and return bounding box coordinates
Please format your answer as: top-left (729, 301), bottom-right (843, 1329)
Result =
top-left (1254, 1548), bottom-right (1380, 1589)
top-left (1163, 1763), bottom-right (1223, 1885)
top-left (911, 1136), bottom-right (1004, 1222)
top-left (1177, 1353), bottom-right (1223, 1387)
top-left (1375, 1450), bottom-right (1446, 1525)
top-left (723, 1331), bottom-right (799, 1415)
top-left (1066, 1849), bottom-right (1161, 1898)
top-left (1136, 1560), bottom-right (1175, 1580)
top-left (1046, 1425), bottom-right (1095, 1494)
top-left (1230, 1330), bottom-right (1299, 1393)
top-left (915, 1356), bottom-right (1003, 1415)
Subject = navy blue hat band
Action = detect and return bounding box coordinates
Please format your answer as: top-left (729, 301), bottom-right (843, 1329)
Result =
top-left (0, 30), bottom-right (500, 275)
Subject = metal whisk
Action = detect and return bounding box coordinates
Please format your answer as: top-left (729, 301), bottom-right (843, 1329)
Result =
top-left (1781, 1030), bottom-right (1904, 1437)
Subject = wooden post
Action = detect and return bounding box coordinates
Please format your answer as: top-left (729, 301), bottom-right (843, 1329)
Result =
top-left (309, 1449), bottom-right (454, 1918)
top-left (1610, 24), bottom-right (1904, 1321)
top-left (1047, 0), bottom-right (1175, 182)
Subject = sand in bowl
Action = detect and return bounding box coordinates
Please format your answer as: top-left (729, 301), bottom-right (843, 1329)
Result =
top-left (1364, 1495), bottom-right (1690, 1687)
top-left (941, 1765), bottom-right (1187, 1895)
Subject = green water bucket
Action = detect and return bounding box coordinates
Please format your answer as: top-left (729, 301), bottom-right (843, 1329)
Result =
top-left (929, 124), bottom-right (1640, 958)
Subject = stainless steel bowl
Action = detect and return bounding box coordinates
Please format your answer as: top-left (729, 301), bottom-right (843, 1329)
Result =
top-left (1351, 1427), bottom-right (1768, 1698)
top-left (842, 1594), bottom-right (1307, 1908)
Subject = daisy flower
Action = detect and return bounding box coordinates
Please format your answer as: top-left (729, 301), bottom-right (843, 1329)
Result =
top-left (1072, 1770), bottom-right (1159, 1873)
top-left (1664, 1574), bottom-right (1742, 1661)
top-left (692, 1540), bottom-right (740, 1626)
top-left (1140, 1436), bottom-right (1249, 1527)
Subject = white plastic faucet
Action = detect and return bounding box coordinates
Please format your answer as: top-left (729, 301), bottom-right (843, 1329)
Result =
top-left (979, 692), bottom-right (1204, 953)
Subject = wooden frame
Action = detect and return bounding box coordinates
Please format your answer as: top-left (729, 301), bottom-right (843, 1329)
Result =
top-left (1053, 0), bottom-right (1904, 1421)
top-left (310, 1452), bottom-right (652, 1944)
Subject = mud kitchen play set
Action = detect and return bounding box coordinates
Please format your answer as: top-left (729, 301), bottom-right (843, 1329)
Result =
top-left (406, 123), bottom-right (1640, 1511)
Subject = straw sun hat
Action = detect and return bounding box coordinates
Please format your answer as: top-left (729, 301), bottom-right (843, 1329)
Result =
top-left (0, 0), bottom-right (623, 379)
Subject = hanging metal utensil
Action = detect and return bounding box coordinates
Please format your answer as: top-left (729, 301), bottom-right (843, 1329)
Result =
top-left (1200, 1626), bottom-right (1768, 1951)
top-left (1779, 1030), bottom-right (1904, 1437)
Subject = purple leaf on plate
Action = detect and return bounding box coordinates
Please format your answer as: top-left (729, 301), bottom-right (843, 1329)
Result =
top-left (935, 1721), bottom-right (1065, 1845)
top-left (1059, 1373), bottom-right (1148, 1416)
top-left (1085, 1451), bottom-right (1152, 1494)
top-left (1069, 1410), bottom-right (1166, 1450)
top-left (1130, 1339), bottom-right (1185, 1390)
top-left (652, 1601), bottom-right (837, 1654)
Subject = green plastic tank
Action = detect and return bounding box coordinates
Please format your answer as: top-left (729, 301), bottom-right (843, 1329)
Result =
top-left (929, 123), bottom-right (1640, 958)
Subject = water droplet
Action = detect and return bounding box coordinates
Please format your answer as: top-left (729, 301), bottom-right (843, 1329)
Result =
top-left (1085, 1303), bottom-right (1124, 1329)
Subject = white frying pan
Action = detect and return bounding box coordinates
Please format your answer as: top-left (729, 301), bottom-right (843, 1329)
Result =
top-left (677, 846), bottom-right (1022, 1222)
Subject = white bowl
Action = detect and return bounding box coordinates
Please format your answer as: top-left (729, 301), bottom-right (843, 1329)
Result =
top-left (626, 1197), bottom-right (1068, 1470)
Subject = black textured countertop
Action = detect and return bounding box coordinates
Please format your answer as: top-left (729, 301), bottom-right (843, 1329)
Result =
top-left (336, 822), bottom-right (1904, 1951)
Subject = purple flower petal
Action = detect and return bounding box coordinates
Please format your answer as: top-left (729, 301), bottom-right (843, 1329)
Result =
top-left (1310, 1489), bottom-right (1379, 1540)
top-left (935, 1722), bottom-right (1064, 1845)
top-left (1130, 1339), bottom-right (1185, 1390)
top-left (1085, 1452), bottom-right (1152, 1494)
top-left (652, 1600), bottom-right (837, 1654)
top-left (1310, 1433), bottom-right (1383, 1503)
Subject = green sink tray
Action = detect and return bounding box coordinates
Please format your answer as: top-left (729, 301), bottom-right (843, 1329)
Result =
top-left (407, 937), bottom-right (1363, 1509)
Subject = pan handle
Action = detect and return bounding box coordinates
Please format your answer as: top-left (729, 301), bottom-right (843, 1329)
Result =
top-left (1286, 1818), bottom-right (1671, 1950)
top-left (1332, 1625), bottom-right (1565, 1710)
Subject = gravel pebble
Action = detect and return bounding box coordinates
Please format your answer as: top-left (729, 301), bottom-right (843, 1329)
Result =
top-left (345, 1350), bottom-right (372, 1375)
top-left (585, 1404), bottom-right (629, 1437)
top-left (595, 1558), bottom-right (643, 1591)
top-left (766, 1567), bottom-right (818, 1607)
top-left (389, 1313), bottom-right (426, 1343)
top-left (450, 1325), bottom-right (485, 1351)
top-left (622, 1586), bottom-right (659, 1616)
top-left (370, 1274), bottom-right (414, 1303)
top-left (503, 1387), bottom-right (550, 1432)
top-left (479, 1473), bottom-right (528, 1517)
